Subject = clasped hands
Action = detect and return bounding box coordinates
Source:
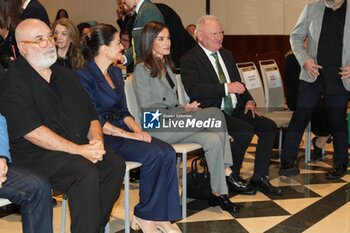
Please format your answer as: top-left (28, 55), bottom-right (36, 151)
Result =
top-left (80, 140), bottom-right (105, 164)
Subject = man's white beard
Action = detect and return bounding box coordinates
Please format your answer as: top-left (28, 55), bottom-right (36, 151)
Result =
top-left (324, 0), bottom-right (336, 8)
top-left (27, 48), bottom-right (57, 68)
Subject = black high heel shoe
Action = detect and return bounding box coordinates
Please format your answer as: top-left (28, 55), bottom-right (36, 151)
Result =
top-left (311, 137), bottom-right (323, 161)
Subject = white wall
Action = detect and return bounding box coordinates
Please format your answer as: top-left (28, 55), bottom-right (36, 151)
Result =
top-left (40, 0), bottom-right (311, 35)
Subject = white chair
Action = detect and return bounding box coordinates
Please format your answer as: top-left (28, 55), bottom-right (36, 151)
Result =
top-left (124, 75), bottom-right (203, 218)
top-left (258, 59), bottom-right (312, 162)
top-left (0, 198), bottom-right (11, 208)
top-left (175, 74), bottom-right (190, 105)
top-left (236, 61), bottom-right (292, 157)
top-left (60, 161), bottom-right (142, 233)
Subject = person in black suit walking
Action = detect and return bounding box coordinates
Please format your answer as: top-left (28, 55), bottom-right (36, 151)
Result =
top-left (181, 15), bottom-right (283, 196)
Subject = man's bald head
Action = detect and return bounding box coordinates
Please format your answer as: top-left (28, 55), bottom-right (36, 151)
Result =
top-left (15, 19), bottom-right (57, 70)
top-left (15, 19), bottom-right (50, 43)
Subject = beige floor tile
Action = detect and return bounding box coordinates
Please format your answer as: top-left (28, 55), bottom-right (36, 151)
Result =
top-left (304, 202), bottom-right (350, 233)
top-left (178, 207), bottom-right (234, 223)
top-left (273, 198), bottom-right (321, 215)
top-left (304, 183), bottom-right (347, 197)
top-left (236, 216), bottom-right (290, 233)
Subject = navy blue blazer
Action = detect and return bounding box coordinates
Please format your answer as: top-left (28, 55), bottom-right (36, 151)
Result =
top-left (76, 60), bottom-right (132, 131)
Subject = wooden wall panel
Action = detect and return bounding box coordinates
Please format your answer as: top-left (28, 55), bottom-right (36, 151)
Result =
top-left (222, 35), bottom-right (291, 94)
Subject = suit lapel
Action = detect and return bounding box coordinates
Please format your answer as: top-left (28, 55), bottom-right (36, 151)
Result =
top-left (196, 46), bottom-right (221, 84)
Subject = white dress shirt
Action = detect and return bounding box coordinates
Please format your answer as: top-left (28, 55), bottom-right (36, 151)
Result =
top-left (199, 44), bottom-right (237, 109)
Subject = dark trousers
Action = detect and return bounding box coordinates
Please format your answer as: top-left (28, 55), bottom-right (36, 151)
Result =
top-left (281, 81), bottom-right (349, 166)
top-left (0, 166), bottom-right (53, 233)
top-left (50, 150), bottom-right (125, 233)
top-left (105, 136), bottom-right (181, 221)
top-left (224, 109), bottom-right (277, 180)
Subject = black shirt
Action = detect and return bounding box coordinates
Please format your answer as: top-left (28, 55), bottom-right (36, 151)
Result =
top-left (0, 56), bottom-right (98, 176)
top-left (317, 0), bottom-right (347, 94)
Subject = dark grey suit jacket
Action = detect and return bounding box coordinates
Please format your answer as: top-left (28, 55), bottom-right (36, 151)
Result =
top-left (180, 45), bottom-right (253, 110)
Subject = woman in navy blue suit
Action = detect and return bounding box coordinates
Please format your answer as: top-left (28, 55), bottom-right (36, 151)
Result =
top-left (76, 24), bottom-right (181, 233)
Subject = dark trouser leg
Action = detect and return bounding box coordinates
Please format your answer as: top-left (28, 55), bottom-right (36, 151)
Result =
top-left (239, 113), bottom-right (277, 179)
top-left (325, 92), bottom-right (349, 166)
top-left (96, 150), bottom-right (125, 227)
top-left (0, 166), bottom-right (53, 233)
top-left (50, 154), bottom-right (125, 233)
top-left (281, 81), bottom-right (322, 163)
top-left (105, 136), bottom-right (181, 221)
top-left (224, 112), bottom-right (254, 176)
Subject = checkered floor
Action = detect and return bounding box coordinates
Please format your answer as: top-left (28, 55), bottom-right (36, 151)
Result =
top-left (1, 141), bottom-right (350, 233)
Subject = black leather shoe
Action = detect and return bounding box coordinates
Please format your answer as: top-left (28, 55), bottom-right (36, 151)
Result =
top-left (226, 174), bottom-right (256, 195)
top-left (311, 137), bottom-right (323, 161)
top-left (279, 161), bottom-right (300, 177)
top-left (326, 164), bottom-right (347, 179)
top-left (209, 193), bottom-right (239, 213)
top-left (250, 177), bottom-right (283, 195)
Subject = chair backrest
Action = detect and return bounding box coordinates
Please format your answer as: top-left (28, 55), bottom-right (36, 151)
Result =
top-left (258, 59), bottom-right (285, 111)
top-left (175, 74), bottom-right (190, 105)
top-left (236, 62), bottom-right (265, 109)
top-left (124, 75), bottom-right (142, 126)
top-left (0, 198), bottom-right (11, 207)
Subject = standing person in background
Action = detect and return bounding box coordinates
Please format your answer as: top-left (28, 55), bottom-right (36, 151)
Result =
top-left (116, 0), bottom-right (136, 37)
top-left (0, 0), bottom-right (22, 69)
top-left (186, 24), bottom-right (197, 40)
top-left (55, 9), bottom-right (69, 21)
top-left (123, 0), bottom-right (164, 66)
top-left (52, 18), bottom-right (84, 69)
top-left (76, 23), bottom-right (182, 233)
top-left (284, 45), bottom-right (332, 161)
top-left (279, 0), bottom-right (350, 179)
top-left (155, 3), bottom-right (197, 69)
top-left (21, 0), bottom-right (50, 26)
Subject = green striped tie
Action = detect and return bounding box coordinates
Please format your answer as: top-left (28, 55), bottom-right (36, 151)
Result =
top-left (211, 52), bottom-right (233, 115)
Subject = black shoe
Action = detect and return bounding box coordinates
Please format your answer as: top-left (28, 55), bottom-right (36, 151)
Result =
top-left (226, 174), bottom-right (256, 195)
top-left (311, 137), bottom-right (323, 161)
top-left (279, 161), bottom-right (300, 177)
top-left (209, 193), bottom-right (240, 213)
top-left (326, 164), bottom-right (347, 179)
top-left (250, 176), bottom-right (283, 195)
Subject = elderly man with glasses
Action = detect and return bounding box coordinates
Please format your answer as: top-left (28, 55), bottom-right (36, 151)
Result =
top-left (181, 15), bottom-right (283, 196)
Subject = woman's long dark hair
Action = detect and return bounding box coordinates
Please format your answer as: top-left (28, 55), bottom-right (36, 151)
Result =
top-left (0, 0), bottom-right (22, 31)
top-left (55, 9), bottom-right (69, 21)
top-left (83, 23), bottom-right (118, 59)
top-left (139, 21), bottom-right (175, 78)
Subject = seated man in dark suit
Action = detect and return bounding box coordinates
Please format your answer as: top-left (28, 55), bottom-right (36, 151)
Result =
top-left (181, 15), bottom-right (283, 196)
top-left (0, 19), bottom-right (126, 233)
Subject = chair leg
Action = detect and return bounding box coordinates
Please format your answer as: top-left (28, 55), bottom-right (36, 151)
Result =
top-left (278, 128), bottom-right (283, 157)
top-left (181, 152), bottom-right (187, 218)
top-left (305, 122), bottom-right (312, 163)
top-left (124, 170), bottom-right (130, 233)
top-left (104, 222), bottom-right (110, 233)
top-left (60, 197), bottom-right (67, 233)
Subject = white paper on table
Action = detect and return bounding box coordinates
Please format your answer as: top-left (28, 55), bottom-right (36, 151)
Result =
top-left (266, 69), bottom-right (282, 88)
top-left (242, 69), bottom-right (262, 90)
